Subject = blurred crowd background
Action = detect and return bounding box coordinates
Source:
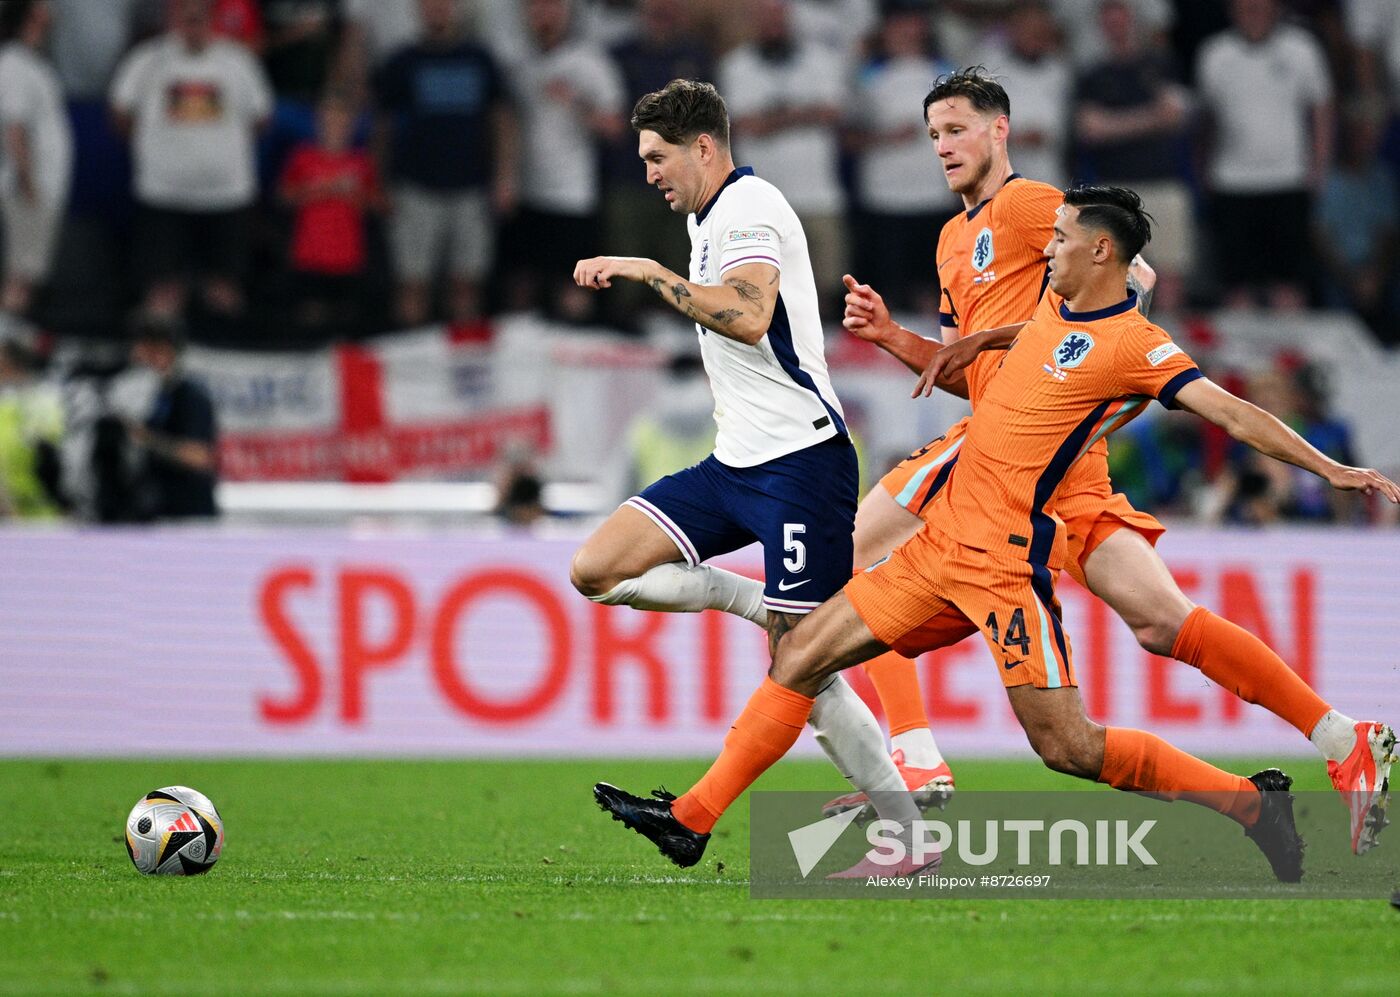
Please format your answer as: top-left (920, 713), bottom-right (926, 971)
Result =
top-left (0, 0), bottom-right (1397, 529)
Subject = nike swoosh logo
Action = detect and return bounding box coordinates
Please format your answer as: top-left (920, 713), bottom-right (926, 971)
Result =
top-left (937, 259), bottom-right (951, 271)
top-left (777, 578), bottom-right (812, 592)
top-left (1002, 658), bottom-right (1025, 670)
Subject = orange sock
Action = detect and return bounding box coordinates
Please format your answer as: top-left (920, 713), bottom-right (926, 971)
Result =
top-left (862, 651), bottom-right (929, 736)
top-left (1098, 726), bottom-right (1261, 827)
top-left (1172, 606), bottom-right (1330, 737)
top-left (672, 678), bottom-right (814, 834)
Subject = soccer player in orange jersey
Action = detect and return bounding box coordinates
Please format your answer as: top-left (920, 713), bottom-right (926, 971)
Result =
top-left (595, 185), bottom-right (1400, 881)
top-left (821, 70), bottom-right (1393, 843)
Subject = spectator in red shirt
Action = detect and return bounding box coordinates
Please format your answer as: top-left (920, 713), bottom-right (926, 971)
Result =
top-left (279, 93), bottom-right (384, 333)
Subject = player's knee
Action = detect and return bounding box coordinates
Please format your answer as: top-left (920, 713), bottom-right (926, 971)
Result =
top-left (1027, 725), bottom-right (1099, 779)
top-left (768, 625), bottom-right (829, 693)
top-left (1130, 620), bottom-right (1179, 657)
top-left (1129, 601), bottom-right (1194, 656)
top-left (569, 548), bottom-right (621, 600)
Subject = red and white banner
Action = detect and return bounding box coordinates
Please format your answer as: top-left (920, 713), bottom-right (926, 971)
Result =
top-left (181, 320), bottom-right (973, 491)
top-left (188, 324), bottom-right (553, 482)
top-left (2, 527), bottom-right (1396, 758)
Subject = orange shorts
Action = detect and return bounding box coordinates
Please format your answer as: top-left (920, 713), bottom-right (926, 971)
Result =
top-left (879, 417), bottom-right (972, 516)
top-left (1055, 448), bottom-right (1165, 588)
top-left (847, 524), bottom-right (1075, 690)
top-left (881, 423), bottom-right (1164, 589)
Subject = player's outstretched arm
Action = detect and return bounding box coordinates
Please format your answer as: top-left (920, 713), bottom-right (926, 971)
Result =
top-left (573, 256), bottom-right (777, 345)
top-left (1174, 377), bottom-right (1400, 502)
top-left (912, 321), bottom-right (1025, 398)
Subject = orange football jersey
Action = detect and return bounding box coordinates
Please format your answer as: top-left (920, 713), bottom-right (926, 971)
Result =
top-left (935, 174), bottom-right (1063, 405)
top-left (925, 289), bottom-right (1201, 568)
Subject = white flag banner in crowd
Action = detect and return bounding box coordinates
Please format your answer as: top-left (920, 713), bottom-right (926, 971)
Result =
top-left (186, 323), bottom-right (552, 482)
top-left (176, 316), bottom-right (973, 491)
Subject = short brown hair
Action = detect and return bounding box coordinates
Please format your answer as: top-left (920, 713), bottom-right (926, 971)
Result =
top-left (631, 79), bottom-right (730, 147)
top-left (923, 67), bottom-right (1011, 120)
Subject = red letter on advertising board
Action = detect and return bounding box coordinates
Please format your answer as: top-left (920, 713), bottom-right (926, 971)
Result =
top-left (258, 566), bottom-right (322, 724)
top-left (339, 569), bottom-right (416, 723)
top-left (591, 603), bottom-right (670, 724)
top-left (700, 610), bottom-right (726, 722)
top-left (1079, 592), bottom-right (1111, 720)
top-left (1146, 652), bottom-right (1202, 721)
top-left (1218, 568), bottom-right (1316, 721)
top-left (431, 570), bottom-right (569, 723)
top-left (925, 644), bottom-right (980, 723)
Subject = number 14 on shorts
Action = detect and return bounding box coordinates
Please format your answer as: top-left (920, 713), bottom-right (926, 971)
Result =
top-left (986, 609), bottom-right (1031, 669)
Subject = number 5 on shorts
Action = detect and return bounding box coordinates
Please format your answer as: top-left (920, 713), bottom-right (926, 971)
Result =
top-left (783, 523), bottom-right (806, 573)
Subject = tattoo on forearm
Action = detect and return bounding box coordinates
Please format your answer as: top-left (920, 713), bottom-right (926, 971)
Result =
top-left (767, 270), bottom-right (779, 285)
top-left (1128, 273), bottom-right (1155, 318)
top-left (726, 278), bottom-right (763, 306)
top-left (647, 276), bottom-right (696, 312)
top-left (709, 308), bottom-right (743, 325)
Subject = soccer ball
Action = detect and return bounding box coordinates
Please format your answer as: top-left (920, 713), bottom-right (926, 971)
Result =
top-left (124, 786), bottom-right (225, 876)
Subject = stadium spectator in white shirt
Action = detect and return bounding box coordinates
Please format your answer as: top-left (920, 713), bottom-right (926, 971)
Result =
top-left (1196, 0), bottom-right (1333, 310)
top-left (500, 0), bottom-right (624, 320)
top-left (109, 0), bottom-right (272, 322)
top-left (718, 0), bottom-right (848, 306)
top-left (0, 0), bottom-right (73, 317)
top-left (978, 0), bottom-right (1073, 190)
top-left (848, 7), bottom-right (957, 316)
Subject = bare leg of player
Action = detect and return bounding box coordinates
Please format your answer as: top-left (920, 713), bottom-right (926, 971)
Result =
top-left (1004, 682), bottom-right (1303, 881)
top-left (1083, 528), bottom-right (1395, 854)
top-left (570, 505), bottom-right (768, 625)
top-left (852, 487), bottom-right (923, 569)
top-left (593, 593), bottom-right (923, 868)
top-left (578, 506), bottom-right (919, 833)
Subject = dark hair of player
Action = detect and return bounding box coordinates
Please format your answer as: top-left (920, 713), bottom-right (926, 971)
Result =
top-left (0, 0), bottom-right (37, 42)
top-left (922, 67), bottom-right (1011, 120)
top-left (1062, 184), bottom-right (1154, 262)
top-left (631, 79), bottom-right (731, 148)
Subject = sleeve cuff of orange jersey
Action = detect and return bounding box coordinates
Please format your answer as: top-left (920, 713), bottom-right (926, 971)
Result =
top-left (939, 312), bottom-right (956, 328)
top-left (1158, 367), bottom-right (1203, 410)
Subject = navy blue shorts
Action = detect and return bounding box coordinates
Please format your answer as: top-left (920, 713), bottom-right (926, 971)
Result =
top-left (626, 435), bottom-right (858, 615)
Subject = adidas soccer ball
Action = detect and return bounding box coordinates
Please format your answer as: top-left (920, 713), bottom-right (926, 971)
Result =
top-left (124, 786), bottom-right (225, 876)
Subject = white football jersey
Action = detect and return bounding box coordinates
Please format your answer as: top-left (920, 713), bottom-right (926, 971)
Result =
top-left (686, 168), bottom-right (845, 467)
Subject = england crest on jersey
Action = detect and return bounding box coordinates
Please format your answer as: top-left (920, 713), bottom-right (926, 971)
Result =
top-left (971, 227), bottom-right (995, 272)
top-left (1053, 331), bottom-right (1094, 369)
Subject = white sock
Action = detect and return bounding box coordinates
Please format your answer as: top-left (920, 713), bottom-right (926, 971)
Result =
top-left (1309, 708), bottom-right (1358, 762)
top-left (589, 563), bottom-right (768, 626)
top-left (809, 676), bottom-right (921, 825)
top-left (890, 728), bottom-right (945, 770)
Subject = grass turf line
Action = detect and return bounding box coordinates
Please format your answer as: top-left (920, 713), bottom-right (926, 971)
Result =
top-left (0, 758), bottom-right (1395, 995)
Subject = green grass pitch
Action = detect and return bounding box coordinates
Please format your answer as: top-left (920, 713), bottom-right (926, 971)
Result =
top-left (1, 757), bottom-right (1396, 995)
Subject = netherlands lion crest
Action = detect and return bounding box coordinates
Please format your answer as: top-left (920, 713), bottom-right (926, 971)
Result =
top-left (1053, 331), bottom-right (1094, 369)
top-left (971, 227), bottom-right (994, 272)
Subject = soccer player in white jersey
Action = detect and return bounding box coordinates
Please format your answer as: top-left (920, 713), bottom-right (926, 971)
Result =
top-left (571, 79), bottom-right (927, 868)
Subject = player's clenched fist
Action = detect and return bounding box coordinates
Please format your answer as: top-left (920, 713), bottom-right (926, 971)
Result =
top-left (841, 274), bottom-right (893, 342)
top-left (573, 256), bottom-right (655, 289)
